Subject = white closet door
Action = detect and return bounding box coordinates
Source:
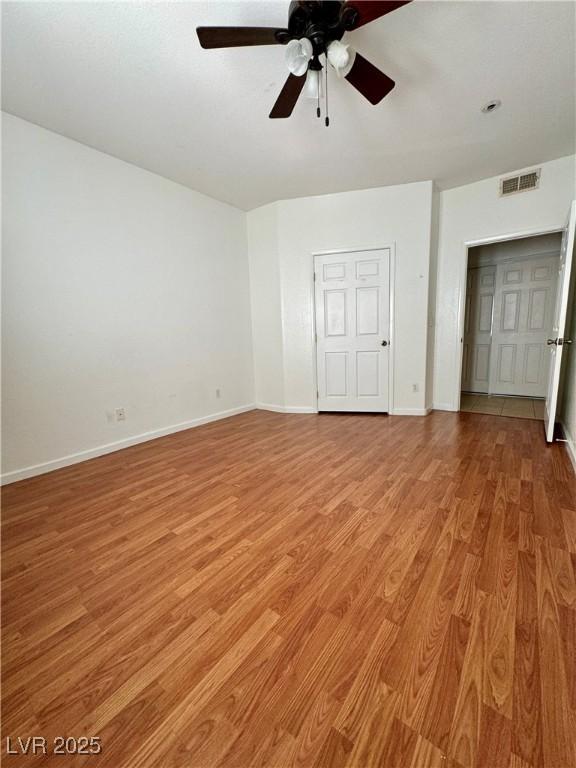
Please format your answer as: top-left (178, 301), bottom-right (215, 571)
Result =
top-left (545, 202), bottom-right (576, 442)
top-left (489, 255), bottom-right (558, 397)
top-left (462, 266), bottom-right (496, 393)
top-left (315, 250), bottom-right (390, 412)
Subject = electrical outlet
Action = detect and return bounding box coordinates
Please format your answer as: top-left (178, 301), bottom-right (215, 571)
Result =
top-left (216, 388), bottom-right (221, 399)
top-left (412, 384), bottom-right (419, 393)
top-left (115, 407), bottom-right (126, 422)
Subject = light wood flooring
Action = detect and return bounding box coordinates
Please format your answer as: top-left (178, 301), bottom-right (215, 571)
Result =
top-left (2, 409), bottom-right (576, 767)
top-left (461, 394), bottom-right (545, 420)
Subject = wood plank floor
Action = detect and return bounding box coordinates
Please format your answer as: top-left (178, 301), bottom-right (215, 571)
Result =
top-left (2, 409), bottom-right (576, 767)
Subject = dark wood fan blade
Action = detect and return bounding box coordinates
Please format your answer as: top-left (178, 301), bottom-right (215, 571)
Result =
top-left (344, 1), bottom-right (412, 29)
top-left (196, 27), bottom-right (289, 49)
top-left (345, 52), bottom-right (395, 104)
top-left (269, 73), bottom-right (307, 118)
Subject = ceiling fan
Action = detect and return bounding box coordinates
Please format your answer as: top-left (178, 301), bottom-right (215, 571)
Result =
top-left (197, 1), bottom-right (412, 123)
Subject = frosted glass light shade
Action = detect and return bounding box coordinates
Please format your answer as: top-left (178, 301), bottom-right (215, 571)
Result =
top-left (327, 40), bottom-right (356, 77)
top-left (304, 68), bottom-right (323, 99)
top-left (285, 38), bottom-right (313, 76)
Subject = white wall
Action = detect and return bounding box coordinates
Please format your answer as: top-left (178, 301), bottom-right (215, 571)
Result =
top-left (2, 114), bottom-right (254, 480)
top-left (247, 203), bottom-right (285, 409)
top-left (247, 181), bottom-right (435, 414)
top-left (433, 155), bottom-right (576, 410)
top-left (426, 186), bottom-right (441, 410)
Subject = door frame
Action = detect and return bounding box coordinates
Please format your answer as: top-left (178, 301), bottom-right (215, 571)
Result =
top-left (311, 244), bottom-right (396, 414)
top-left (455, 225), bottom-right (563, 411)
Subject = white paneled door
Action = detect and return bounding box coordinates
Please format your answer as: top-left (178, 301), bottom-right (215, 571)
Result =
top-left (545, 202), bottom-right (576, 442)
top-left (489, 254), bottom-right (559, 397)
top-left (315, 250), bottom-right (390, 412)
top-left (461, 266), bottom-right (496, 393)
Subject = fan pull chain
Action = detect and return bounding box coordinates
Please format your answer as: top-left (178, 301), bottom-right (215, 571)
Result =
top-left (317, 80), bottom-right (321, 118)
top-left (325, 64), bottom-right (329, 127)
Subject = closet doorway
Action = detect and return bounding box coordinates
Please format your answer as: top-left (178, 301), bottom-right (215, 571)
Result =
top-left (461, 232), bottom-right (562, 419)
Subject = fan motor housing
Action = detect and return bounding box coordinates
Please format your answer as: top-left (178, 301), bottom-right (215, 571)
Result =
top-left (287, 0), bottom-right (347, 52)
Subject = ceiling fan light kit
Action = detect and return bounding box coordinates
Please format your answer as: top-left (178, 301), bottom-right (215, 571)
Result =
top-left (196, 0), bottom-right (412, 123)
top-left (286, 37), bottom-right (313, 76)
top-left (304, 67), bottom-right (323, 100)
top-left (327, 40), bottom-right (355, 78)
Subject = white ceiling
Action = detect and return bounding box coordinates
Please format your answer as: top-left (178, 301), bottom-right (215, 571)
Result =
top-left (2, 1), bottom-right (575, 210)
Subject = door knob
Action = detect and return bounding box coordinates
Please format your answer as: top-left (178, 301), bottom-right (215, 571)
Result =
top-left (547, 338), bottom-right (558, 345)
top-left (564, 339), bottom-right (573, 345)
top-left (381, 340), bottom-right (388, 347)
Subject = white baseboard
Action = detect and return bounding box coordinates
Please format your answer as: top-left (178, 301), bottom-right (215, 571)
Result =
top-left (390, 407), bottom-right (432, 416)
top-left (0, 404), bottom-right (256, 485)
top-left (560, 421), bottom-right (576, 475)
top-left (259, 403), bottom-right (431, 417)
top-left (433, 403), bottom-right (459, 412)
top-left (255, 403), bottom-right (316, 414)
top-left (285, 405), bottom-right (317, 414)
top-left (255, 402), bottom-right (288, 413)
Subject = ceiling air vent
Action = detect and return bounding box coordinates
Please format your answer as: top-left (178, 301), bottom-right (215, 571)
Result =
top-left (500, 169), bottom-right (540, 197)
